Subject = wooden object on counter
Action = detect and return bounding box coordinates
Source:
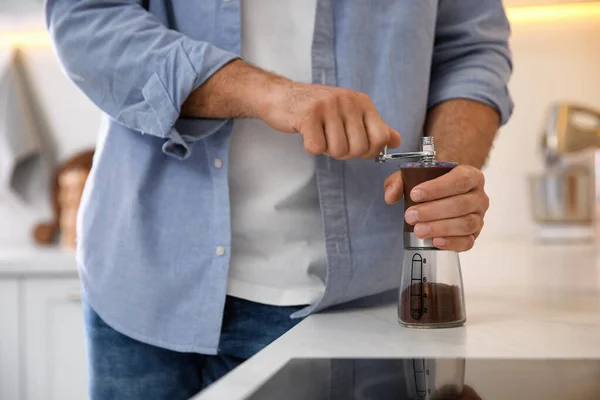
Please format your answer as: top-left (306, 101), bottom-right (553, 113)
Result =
top-left (57, 168), bottom-right (89, 249)
top-left (33, 149), bottom-right (94, 249)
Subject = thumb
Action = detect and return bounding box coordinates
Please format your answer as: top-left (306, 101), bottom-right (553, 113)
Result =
top-left (387, 127), bottom-right (402, 149)
top-left (384, 170), bottom-right (404, 204)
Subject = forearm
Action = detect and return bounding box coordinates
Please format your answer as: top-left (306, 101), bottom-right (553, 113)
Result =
top-left (182, 58), bottom-right (401, 159)
top-left (425, 99), bottom-right (500, 169)
top-left (181, 59), bottom-right (290, 120)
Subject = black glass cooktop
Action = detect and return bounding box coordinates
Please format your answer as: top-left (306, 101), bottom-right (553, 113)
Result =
top-left (245, 358), bottom-right (600, 400)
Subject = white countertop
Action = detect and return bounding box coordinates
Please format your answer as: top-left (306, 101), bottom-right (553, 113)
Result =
top-left (196, 239), bottom-right (600, 400)
top-left (0, 245), bottom-right (78, 276)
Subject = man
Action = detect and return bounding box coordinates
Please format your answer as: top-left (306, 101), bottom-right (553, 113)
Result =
top-left (46, 0), bottom-right (512, 398)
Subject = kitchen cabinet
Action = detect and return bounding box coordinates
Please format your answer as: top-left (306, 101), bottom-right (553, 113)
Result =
top-left (0, 280), bottom-right (20, 400)
top-left (0, 248), bottom-right (87, 400)
top-left (22, 278), bottom-right (88, 400)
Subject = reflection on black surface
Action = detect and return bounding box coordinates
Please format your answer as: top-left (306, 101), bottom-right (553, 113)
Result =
top-left (244, 358), bottom-right (600, 400)
top-left (246, 358), bottom-right (471, 400)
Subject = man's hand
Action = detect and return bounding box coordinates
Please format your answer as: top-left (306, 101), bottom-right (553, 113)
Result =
top-left (259, 82), bottom-right (401, 159)
top-left (181, 60), bottom-right (401, 159)
top-left (384, 165), bottom-right (489, 252)
top-left (380, 99), bottom-right (499, 252)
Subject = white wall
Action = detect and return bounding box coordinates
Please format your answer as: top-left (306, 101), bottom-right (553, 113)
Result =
top-left (1, 14), bottom-right (600, 246)
top-left (20, 48), bottom-right (101, 162)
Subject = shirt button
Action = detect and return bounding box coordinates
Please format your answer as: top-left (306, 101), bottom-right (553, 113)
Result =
top-left (216, 246), bottom-right (226, 256)
top-left (214, 158), bottom-right (223, 169)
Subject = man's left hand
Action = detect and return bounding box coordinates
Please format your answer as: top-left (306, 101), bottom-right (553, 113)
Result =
top-left (383, 165), bottom-right (489, 252)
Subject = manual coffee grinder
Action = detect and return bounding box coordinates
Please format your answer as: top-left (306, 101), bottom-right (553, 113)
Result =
top-left (377, 137), bottom-right (466, 328)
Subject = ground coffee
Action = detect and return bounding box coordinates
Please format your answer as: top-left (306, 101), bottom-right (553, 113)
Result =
top-left (399, 282), bottom-right (464, 325)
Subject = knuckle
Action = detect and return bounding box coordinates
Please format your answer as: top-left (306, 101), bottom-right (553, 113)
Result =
top-left (325, 95), bottom-right (340, 110)
top-left (371, 130), bottom-right (389, 148)
top-left (330, 142), bottom-right (349, 158)
top-left (355, 91), bottom-right (371, 104)
top-left (304, 139), bottom-right (326, 155)
top-left (340, 98), bottom-right (360, 115)
top-left (457, 195), bottom-right (471, 213)
top-left (457, 164), bottom-right (471, 173)
top-left (346, 149), bottom-right (359, 159)
top-left (461, 242), bottom-right (473, 252)
top-left (384, 171), bottom-right (401, 187)
top-left (466, 236), bottom-right (475, 250)
top-left (455, 236), bottom-right (475, 252)
top-left (304, 145), bottom-right (321, 155)
top-left (464, 215), bottom-right (478, 233)
top-left (327, 146), bottom-right (343, 158)
top-left (295, 113), bottom-right (312, 131)
top-left (309, 99), bottom-right (328, 115)
top-left (461, 177), bottom-right (472, 192)
top-left (454, 166), bottom-right (474, 189)
top-left (351, 147), bottom-right (368, 159)
top-left (320, 93), bottom-right (338, 108)
top-left (356, 142), bottom-right (370, 156)
top-left (458, 173), bottom-right (473, 192)
top-left (328, 147), bottom-right (344, 159)
top-left (482, 193), bottom-right (490, 211)
top-left (335, 89), bottom-right (355, 103)
top-left (347, 88), bottom-right (362, 99)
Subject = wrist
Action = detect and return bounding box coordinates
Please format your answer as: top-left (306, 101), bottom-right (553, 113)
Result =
top-left (254, 73), bottom-right (294, 122)
top-left (425, 99), bottom-right (498, 169)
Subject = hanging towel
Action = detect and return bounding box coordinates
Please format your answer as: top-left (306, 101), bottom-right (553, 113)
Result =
top-left (0, 48), bottom-right (42, 204)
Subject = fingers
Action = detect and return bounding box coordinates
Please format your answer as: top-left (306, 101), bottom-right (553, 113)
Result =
top-left (412, 213), bottom-right (482, 253)
top-left (388, 163), bottom-right (488, 253)
top-left (411, 165), bottom-right (484, 202)
top-left (407, 192), bottom-right (486, 253)
top-left (299, 112), bottom-right (327, 155)
top-left (295, 88), bottom-right (401, 160)
top-left (433, 235), bottom-right (476, 252)
top-left (323, 112), bottom-right (349, 159)
top-left (384, 171), bottom-right (403, 204)
top-left (405, 192), bottom-right (488, 223)
top-left (413, 214), bottom-right (483, 239)
top-left (340, 100), bottom-right (369, 159)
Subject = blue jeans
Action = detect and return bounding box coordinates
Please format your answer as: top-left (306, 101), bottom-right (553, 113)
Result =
top-left (83, 296), bottom-right (303, 400)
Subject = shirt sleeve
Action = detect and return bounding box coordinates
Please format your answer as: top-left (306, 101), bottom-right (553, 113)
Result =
top-left (46, 0), bottom-right (240, 159)
top-left (429, 0), bottom-right (514, 125)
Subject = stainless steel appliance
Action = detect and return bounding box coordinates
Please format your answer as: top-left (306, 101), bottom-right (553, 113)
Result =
top-left (530, 103), bottom-right (600, 242)
top-left (541, 103), bottom-right (600, 162)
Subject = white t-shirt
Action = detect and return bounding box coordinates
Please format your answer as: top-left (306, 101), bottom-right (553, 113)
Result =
top-left (227, 0), bottom-right (326, 306)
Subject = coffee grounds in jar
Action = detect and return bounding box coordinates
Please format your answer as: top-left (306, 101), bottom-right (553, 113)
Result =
top-left (399, 283), bottom-right (464, 325)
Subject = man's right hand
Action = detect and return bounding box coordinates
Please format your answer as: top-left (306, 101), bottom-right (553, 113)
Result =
top-left (182, 60), bottom-right (401, 160)
top-left (258, 81), bottom-right (402, 160)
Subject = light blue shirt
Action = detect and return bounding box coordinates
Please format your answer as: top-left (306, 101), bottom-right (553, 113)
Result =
top-left (46, 0), bottom-right (513, 354)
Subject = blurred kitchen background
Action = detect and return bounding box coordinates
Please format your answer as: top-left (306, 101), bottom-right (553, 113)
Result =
top-left (0, 1), bottom-right (599, 399)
